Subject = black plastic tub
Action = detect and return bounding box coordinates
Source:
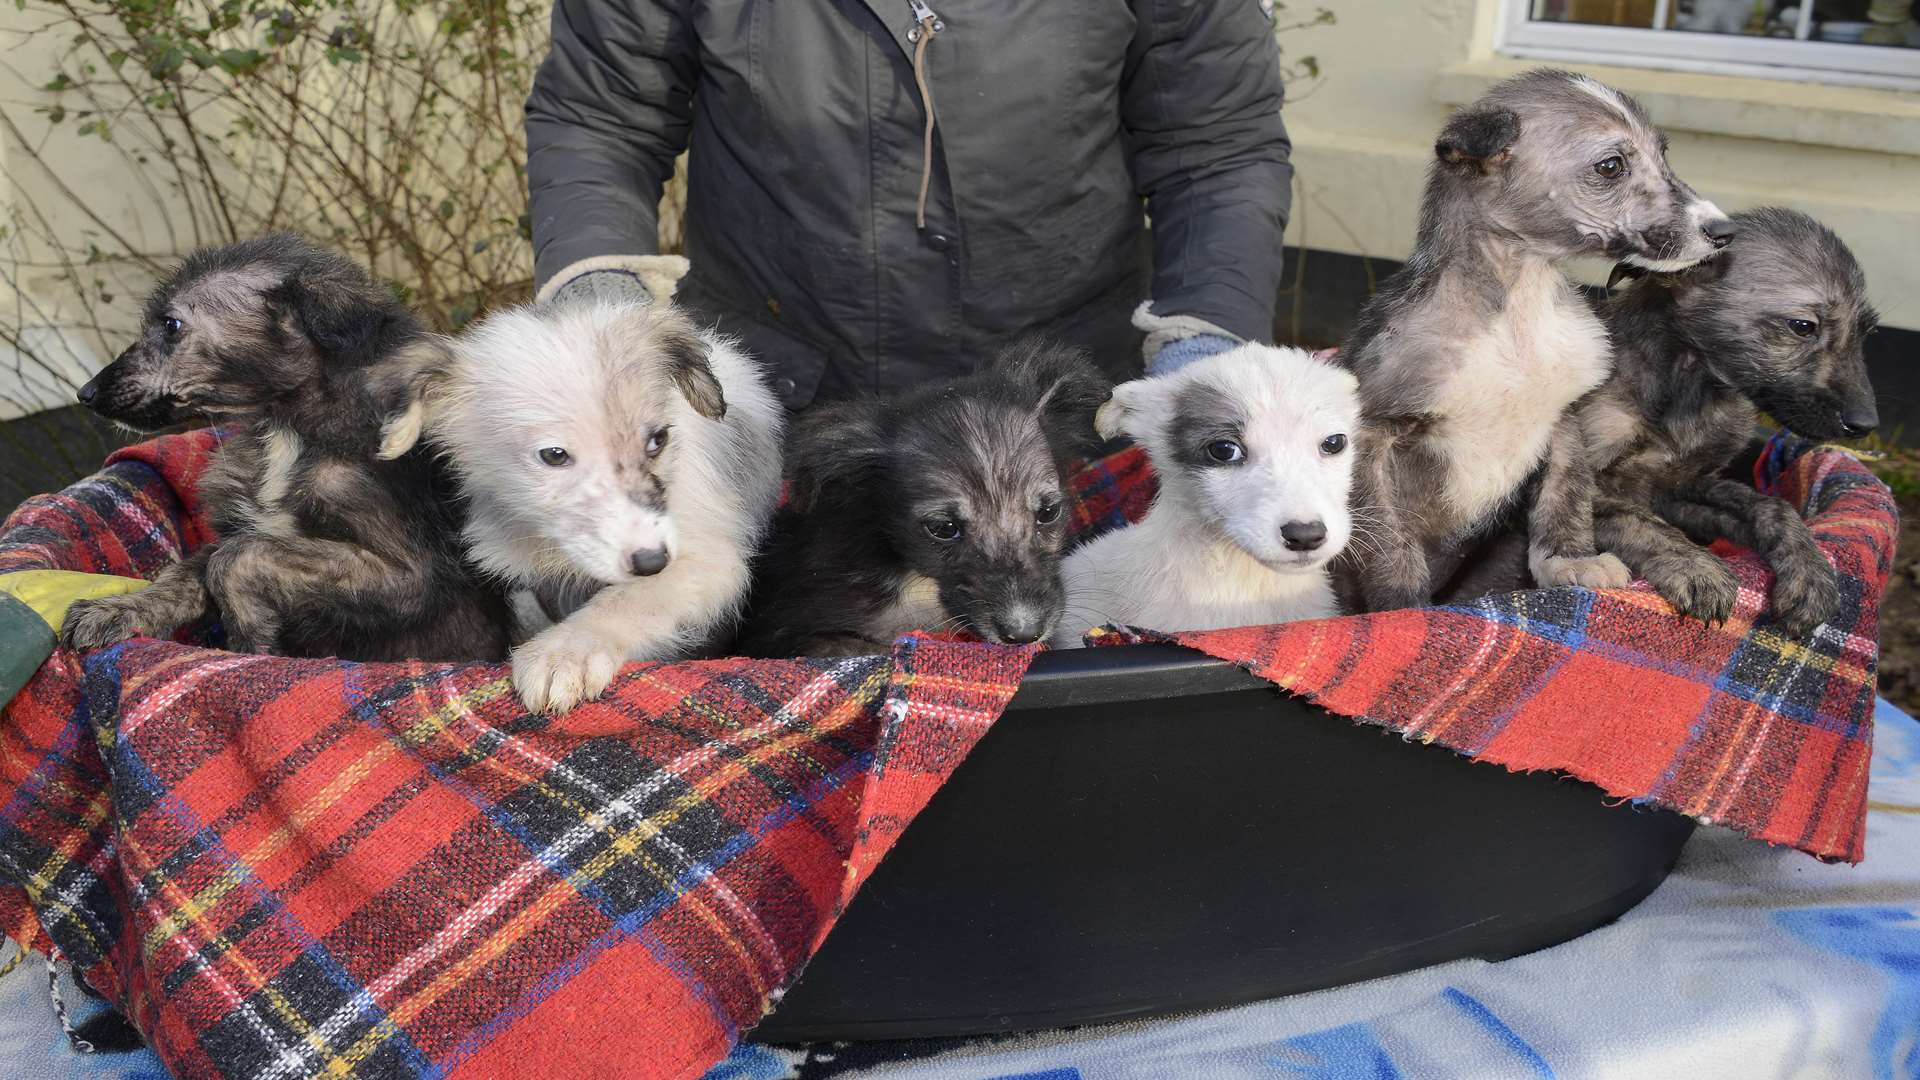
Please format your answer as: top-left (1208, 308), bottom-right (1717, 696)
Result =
top-left (754, 643), bottom-right (1696, 1043)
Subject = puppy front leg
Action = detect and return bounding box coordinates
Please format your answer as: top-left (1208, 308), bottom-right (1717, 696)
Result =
top-left (62, 548), bottom-right (219, 650)
top-left (1593, 496), bottom-right (1738, 626)
top-left (1353, 438), bottom-right (1435, 611)
top-left (1663, 479), bottom-right (1837, 635)
top-left (1652, 494), bottom-right (1755, 550)
top-left (512, 551), bottom-right (750, 714)
top-left (1529, 415), bottom-right (1631, 590)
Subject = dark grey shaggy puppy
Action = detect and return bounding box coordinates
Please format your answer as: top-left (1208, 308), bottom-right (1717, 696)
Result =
top-left (1584, 207), bottom-right (1878, 634)
top-left (62, 234), bottom-right (512, 662)
top-left (735, 341), bottom-right (1110, 658)
top-left (1338, 69), bottom-right (1734, 612)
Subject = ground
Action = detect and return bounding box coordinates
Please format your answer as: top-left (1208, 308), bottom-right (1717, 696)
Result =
top-left (1866, 451), bottom-right (1920, 715)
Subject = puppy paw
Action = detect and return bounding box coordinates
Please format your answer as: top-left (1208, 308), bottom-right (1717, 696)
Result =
top-left (511, 625), bottom-right (628, 714)
top-left (1769, 560), bottom-right (1840, 638)
top-left (60, 596), bottom-right (145, 651)
top-left (1644, 552), bottom-right (1740, 627)
top-left (1534, 553), bottom-right (1632, 591)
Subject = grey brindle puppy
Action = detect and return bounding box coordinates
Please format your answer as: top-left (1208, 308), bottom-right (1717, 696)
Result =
top-left (1340, 69), bottom-right (1735, 611)
top-left (1586, 207), bottom-right (1878, 635)
top-left (736, 341), bottom-right (1110, 657)
top-left (61, 236), bottom-right (512, 662)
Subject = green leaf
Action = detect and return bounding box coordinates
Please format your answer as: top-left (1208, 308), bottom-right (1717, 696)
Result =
top-left (472, 239), bottom-right (490, 254)
top-left (216, 48), bottom-right (265, 75)
top-left (44, 73), bottom-right (73, 92)
top-left (448, 299), bottom-right (476, 328)
top-left (148, 46), bottom-right (185, 78)
top-left (325, 45), bottom-right (362, 65)
top-left (438, 198), bottom-right (455, 219)
top-left (107, 50), bottom-right (129, 71)
top-left (264, 11), bottom-right (298, 47)
top-left (45, 104), bottom-right (65, 124)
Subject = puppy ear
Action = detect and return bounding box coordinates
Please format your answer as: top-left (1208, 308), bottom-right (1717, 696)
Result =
top-left (656, 319), bottom-right (726, 419)
top-left (994, 341), bottom-right (1114, 454)
top-left (279, 269), bottom-right (389, 358)
top-left (1094, 381), bottom-right (1147, 441)
top-left (784, 400), bottom-right (885, 513)
top-left (373, 336), bottom-right (455, 460)
top-left (1606, 261), bottom-right (1649, 291)
top-left (1435, 107), bottom-right (1519, 172)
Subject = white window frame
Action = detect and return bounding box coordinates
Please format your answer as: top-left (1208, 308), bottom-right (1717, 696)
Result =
top-left (1497, 0), bottom-right (1920, 90)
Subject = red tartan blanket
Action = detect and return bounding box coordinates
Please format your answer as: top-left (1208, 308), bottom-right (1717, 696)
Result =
top-left (0, 428), bottom-right (1893, 1079)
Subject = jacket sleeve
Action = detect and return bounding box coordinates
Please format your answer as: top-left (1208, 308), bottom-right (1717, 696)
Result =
top-left (1121, 0), bottom-right (1294, 345)
top-left (525, 0), bottom-right (697, 292)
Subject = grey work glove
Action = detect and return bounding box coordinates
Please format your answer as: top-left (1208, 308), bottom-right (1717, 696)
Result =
top-left (1133, 300), bottom-right (1246, 377)
top-left (534, 254), bottom-right (691, 307)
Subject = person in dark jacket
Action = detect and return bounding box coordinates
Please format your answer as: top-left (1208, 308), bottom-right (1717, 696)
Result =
top-left (526, 0), bottom-right (1293, 409)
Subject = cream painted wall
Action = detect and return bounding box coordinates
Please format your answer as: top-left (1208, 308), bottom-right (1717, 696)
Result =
top-left (0, 6), bottom-right (198, 420)
top-left (1282, 0), bottom-right (1920, 330)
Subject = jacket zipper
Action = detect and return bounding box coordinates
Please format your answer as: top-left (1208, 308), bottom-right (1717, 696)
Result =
top-left (907, 0), bottom-right (943, 40)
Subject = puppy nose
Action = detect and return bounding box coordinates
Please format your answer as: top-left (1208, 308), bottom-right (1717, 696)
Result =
top-left (1702, 217), bottom-right (1737, 248)
top-left (1280, 520), bottom-right (1327, 552)
top-left (1840, 404), bottom-right (1880, 439)
top-left (991, 618), bottom-right (1044, 645)
top-left (627, 547), bottom-right (670, 576)
top-left (76, 378), bottom-right (98, 405)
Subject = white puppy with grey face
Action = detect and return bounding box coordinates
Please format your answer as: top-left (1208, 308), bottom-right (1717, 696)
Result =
top-left (1051, 344), bottom-right (1359, 647)
top-left (379, 301), bottom-right (785, 712)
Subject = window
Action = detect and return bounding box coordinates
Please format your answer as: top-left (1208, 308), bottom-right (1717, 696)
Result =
top-left (1499, 0), bottom-right (1920, 88)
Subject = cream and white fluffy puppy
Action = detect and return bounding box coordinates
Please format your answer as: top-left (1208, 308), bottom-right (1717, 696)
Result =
top-left (1051, 345), bottom-right (1360, 647)
top-left (379, 301), bottom-right (784, 712)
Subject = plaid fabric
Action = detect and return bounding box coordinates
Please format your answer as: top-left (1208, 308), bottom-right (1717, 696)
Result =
top-left (0, 430), bottom-right (1034, 1078)
top-left (0, 428), bottom-right (1891, 1078)
top-left (1088, 434), bottom-right (1892, 864)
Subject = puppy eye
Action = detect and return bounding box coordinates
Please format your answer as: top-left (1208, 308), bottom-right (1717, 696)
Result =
top-left (646, 428), bottom-right (670, 457)
top-left (1035, 498), bottom-right (1063, 526)
top-left (1593, 156), bottom-right (1624, 179)
top-left (162, 316), bottom-right (183, 337)
top-left (1786, 319), bottom-right (1818, 339)
top-left (1205, 439), bottom-right (1245, 464)
top-left (925, 518), bottom-right (963, 542)
top-left (537, 447), bottom-right (571, 467)
top-left (1320, 433), bottom-right (1348, 456)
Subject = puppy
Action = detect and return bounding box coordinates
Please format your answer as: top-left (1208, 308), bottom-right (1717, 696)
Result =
top-left (1341, 69), bottom-right (1735, 611)
top-left (378, 301), bottom-right (785, 713)
top-left (1051, 345), bottom-right (1359, 647)
top-left (61, 235), bottom-right (512, 662)
top-left (736, 341), bottom-right (1110, 658)
top-left (1586, 207), bottom-right (1877, 634)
